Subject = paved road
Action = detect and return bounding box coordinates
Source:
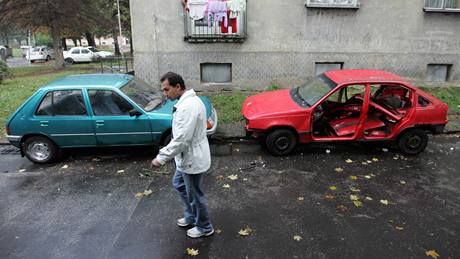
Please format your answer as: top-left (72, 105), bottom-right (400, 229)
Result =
top-left (5, 57), bottom-right (51, 68)
top-left (0, 135), bottom-right (459, 258)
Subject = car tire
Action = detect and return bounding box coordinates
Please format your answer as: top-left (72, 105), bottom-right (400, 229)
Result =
top-left (397, 128), bottom-right (428, 155)
top-left (265, 129), bottom-right (297, 156)
top-left (65, 58), bottom-right (74, 65)
top-left (31, 60), bottom-right (35, 63)
top-left (22, 136), bottom-right (59, 164)
top-left (161, 132), bottom-right (172, 146)
top-left (46, 55), bottom-right (50, 61)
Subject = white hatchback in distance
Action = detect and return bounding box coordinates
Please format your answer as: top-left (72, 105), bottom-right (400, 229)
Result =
top-left (26, 46), bottom-right (55, 62)
top-left (63, 47), bottom-right (114, 64)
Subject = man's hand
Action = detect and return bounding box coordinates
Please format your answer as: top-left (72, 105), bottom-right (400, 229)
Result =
top-left (151, 158), bottom-right (162, 168)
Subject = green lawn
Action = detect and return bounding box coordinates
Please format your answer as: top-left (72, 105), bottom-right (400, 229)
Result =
top-left (421, 87), bottom-right (460, 114)
top-left (210, 92), bottom-right (248, 124)
top-left (0, 66), bottom-right (98, 135)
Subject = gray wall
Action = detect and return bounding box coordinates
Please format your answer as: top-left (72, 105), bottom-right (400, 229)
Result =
top-left (131, 0), bottom-right (460, 89)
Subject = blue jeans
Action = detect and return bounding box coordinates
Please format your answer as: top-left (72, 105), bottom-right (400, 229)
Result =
top-left (172, 170), bottom-right (213, 233)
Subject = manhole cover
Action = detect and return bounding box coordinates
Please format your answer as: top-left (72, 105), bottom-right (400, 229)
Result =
top-left (0, 145), bottom-right (20, 155)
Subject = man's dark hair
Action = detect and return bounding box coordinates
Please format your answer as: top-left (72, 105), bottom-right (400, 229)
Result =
top-left (160, 72), bottom-right (186, 90)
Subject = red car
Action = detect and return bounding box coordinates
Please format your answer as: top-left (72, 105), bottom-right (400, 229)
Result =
top-left (242, 70), bottom-right (448, 156)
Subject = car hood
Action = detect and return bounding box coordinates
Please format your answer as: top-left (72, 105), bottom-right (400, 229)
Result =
top-left (242, 89), bottom-right (305, 119)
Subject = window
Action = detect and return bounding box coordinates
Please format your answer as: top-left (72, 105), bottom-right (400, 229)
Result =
top-left (200, 63), bottom-right (232, 83)
top-left (36, 90), bottom-right (87, 116)
top-left (81, 49), bottom-right (90, 54)
top-left (425, 0), bottom-right (460, 11)
top-left (184, 0), bottom-right (247, 43)
top-left (315, 62), bottom-right (343, 76)
top-left (71, 49), bottom-right (80, 54)
top-left (306, 0), bottom-right (360, 8)
top-left (418, 96), bottom-right (431, 107)
top-left (88, 90), bottom-right (133, 116)
top-left (426, 64), bottom-right (451, 82)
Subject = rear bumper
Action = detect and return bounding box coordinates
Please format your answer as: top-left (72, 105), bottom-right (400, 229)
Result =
top-left (6, 135), bottom-right (21, 147)
top-left (432, 124), bottom-right (446, 134)
top-left (206, 108), bottom-right (218, 136)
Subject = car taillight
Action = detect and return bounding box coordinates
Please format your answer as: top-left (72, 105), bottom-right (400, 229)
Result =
top-left (6, 126), bottom-right (11, 135)
top-left (207, 120), bottom-right (212, 129)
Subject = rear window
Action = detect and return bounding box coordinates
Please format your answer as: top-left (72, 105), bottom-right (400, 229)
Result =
top-left (36, 90), bottom-right (87, 116)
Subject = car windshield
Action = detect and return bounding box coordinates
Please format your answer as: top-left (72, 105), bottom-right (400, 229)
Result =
top-left (31, 47), bottom-right (41, 52)
top-left (88, 47), bottom-right (100, 52)
top-left (121, 78), bottom-right (164, 112)
top-left (296, 74), bottom-right (337, 106)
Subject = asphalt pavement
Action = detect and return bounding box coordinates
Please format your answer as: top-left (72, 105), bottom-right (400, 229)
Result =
top-left (0, 135), bottom-right (459, 259)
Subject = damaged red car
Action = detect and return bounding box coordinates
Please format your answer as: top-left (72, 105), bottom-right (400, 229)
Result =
top-left (242, 70), bottom-right (448, 156)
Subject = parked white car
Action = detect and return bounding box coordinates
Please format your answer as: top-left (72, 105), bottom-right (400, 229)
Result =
top-left (63, 47), bottom-right (114, 64)
top-left (26, 46), bottom-right (55, 62)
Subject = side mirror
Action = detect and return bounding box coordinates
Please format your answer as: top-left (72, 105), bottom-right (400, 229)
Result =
top-left (129, 109), bottom-right (142, 117)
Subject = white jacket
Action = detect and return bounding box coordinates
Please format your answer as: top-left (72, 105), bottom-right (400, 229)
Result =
top-left (156, 89), bottom-right (211, 174)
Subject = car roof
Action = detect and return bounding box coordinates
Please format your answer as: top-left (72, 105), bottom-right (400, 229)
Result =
top-left (324, 70), bottom-right (407, 84)
top-left (41, 74), bottom-right (133, 90)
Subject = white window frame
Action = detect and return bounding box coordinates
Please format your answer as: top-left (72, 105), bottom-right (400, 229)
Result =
top-left (424, 0), bottom-right (460, 12)
top-left (305, 0), bottom-right (360, 9)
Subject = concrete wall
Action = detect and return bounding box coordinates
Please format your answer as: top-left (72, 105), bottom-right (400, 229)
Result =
top-left (131, 0), bottom-right (460, 89)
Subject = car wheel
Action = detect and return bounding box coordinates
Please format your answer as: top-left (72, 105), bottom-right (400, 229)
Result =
top-left (46, 55), bottom-right (50, 61)
top-left (397, 128), bottom-right (428, 155)
top-left (22, 136), bottom-right (59, 163)
top-left (65, 58), bottom-right (74, 65)
top-left (162, 132), bottom-right (172, 146)
top-left (31, 60), bottom-right (35, 63)
top-left (266, 129), bottom-right (297, 156)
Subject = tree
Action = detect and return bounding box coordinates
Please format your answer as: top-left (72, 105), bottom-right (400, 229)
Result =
top-left (0, 0), bottom-right (111, 69)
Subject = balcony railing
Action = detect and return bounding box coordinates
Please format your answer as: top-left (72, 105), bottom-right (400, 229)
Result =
top-left (184, 1), bottom-right (247, 43)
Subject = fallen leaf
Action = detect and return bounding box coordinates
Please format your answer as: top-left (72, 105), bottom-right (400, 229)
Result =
top-left (143, 189), bottom-right (153, 196)
top-left (18, 169), bottom-right (26, 172)
top-left (395, 226), bottom-right (404, 231)
top-left (61, 164), bottom-right (69, 169)
top-left (91, 157), bottom-right (101, 162)
top-left (365, 196), bottom-right (373, 201)
top-left (235, 148), bottom-right (240, 152)
top-left (353, 200), bottom-right (363, 207)
top-left (366, 160), bottom-right (372, 164)
top-left (380, 199), bottom-right (389, 205)
top-left (426, 250), bottom-right (440, 259)
top-left (349, 175), bottom-right (358, 181)
top-left (243, 178), bottom-right (248, 181)
top-left (326, 149), bottom-right (331, 154)
top-left (382, 148), bottom-right (389, 152)
top-left (364, 175), bottom-right (372, 179)
top-left (297, 196), bottom-right (304, 201)
top-left (324, 194), bottom-right (336, 200)
top-left (293, 235), bottom-right (302, 241)
top-left (238, 226), bottom-right (253, 236)
top-left (227, 174), bottom-right (238, 180)
top-left (135, 192), bottom-right (144, 198)
top-left (335, 167), bottom-right (344, 173)
top-left (349, 186), bottom-right (361, 192)
top-left (345, 159), bottom-right (353, 163)
top-left (329, 186), bottom-right (337, 191)
top-left (216, 229), bottom-right (222, 234)
top-left (393, 156), bottom-right (399, 160)
top-left (116, 169), bottom-right (125, 174)
top-left (223, 184), bottom-right (231, 189)
top-left (400, 180), bottom-right (407, 185)
top-left (372, 157), bottom-right (379, 162)
top-left (350, 195), bottom-right (359, 201)
top-left (215, 175), bottom-right (225, 180)
top-left (369, 173), bottom-right (376, 177)
top-left (337, 205), bottom-right (348, 212)
top-left (186, 247), bottom-right (199, 256)
top-left (361, 162), bottom-right (368, 165)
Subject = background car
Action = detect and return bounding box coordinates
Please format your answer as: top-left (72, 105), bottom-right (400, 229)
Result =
top-left (242, 70), bottom-right (448, 156)
top-left (26, 46), bottom-right (55, 62)
top-left (63, 47), bottom-right (114, 64)
top-left (5, 74), bottom-right (218, 163)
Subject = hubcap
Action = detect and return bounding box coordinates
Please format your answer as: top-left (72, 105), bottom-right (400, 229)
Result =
top-left (275, 136), bottom-right (290, 150)
top-left (407, 135), bottom-right (422, 149)
top-left (27, 141), bottom-right (50, 161)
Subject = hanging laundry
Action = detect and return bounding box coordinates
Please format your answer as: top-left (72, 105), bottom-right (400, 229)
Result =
top-left (207, 1), bottom-right (228, 27)
top-left (221, 10), bottom-right (237, 33)
top-left (188, 0), bottom-right (208, 20)
top-left (226, 0), bottom-right (246, 19)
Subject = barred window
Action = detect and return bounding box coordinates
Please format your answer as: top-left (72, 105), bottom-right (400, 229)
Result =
top-left (424, 0), bottom-right (460, 11)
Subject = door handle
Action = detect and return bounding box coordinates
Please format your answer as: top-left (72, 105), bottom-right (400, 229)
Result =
top-left (40, 121), bottom-right (49, 127)
top-left (95, 120), bottom-right (105, 127)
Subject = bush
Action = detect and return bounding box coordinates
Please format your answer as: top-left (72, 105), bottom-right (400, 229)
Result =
top-left (0, 60), bottom-right (10, 84)
top-left (266, 84), bottom-right (282, 91)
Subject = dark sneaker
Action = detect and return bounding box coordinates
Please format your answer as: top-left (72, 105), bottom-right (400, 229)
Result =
top-left (186, 226), bottom-right (214, 238)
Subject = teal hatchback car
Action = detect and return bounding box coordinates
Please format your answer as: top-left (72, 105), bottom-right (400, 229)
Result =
top-left (5, 74), bottom-right (218, 163)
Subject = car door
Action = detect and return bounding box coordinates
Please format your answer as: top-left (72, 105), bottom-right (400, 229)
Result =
top-left (87, 89), bottom-right (153, 146)
top-left (70, 48), bottom-right (81, 61)
top-left (80, 48), bottom-right (93, 62)
top-left (33, 89), bottom-right (96, 147)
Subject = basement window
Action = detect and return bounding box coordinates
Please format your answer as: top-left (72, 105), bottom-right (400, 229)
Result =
top-left (305, 0), bottom-right (360, 9)
top-left (426, 64), bottom-right (452, 82)
top-left (200, 63), bottom-right (232, 83)
top-left (424, 0), bottom-right (460, 12)
top-left (315, 62), bottom-right (344, 76)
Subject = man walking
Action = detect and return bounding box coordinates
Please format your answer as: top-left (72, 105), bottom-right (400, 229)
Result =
top-left (151, 72), bottom-right (214, 238)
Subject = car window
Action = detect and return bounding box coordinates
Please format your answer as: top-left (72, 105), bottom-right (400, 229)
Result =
top-left (36, 90), bottom-right (87, 116)
top-left (120, 78), bottom-right (164, 111)
top-left (81, 49), bottom-right (90, 54)
top-left (71, 49), bottom-right (80, 54)
top-left (32, 47), bottom-right (40, 52)
top-left (88, 47), bottom-right (100, 52)
top-left (88, 90), bottom-right (134, 116)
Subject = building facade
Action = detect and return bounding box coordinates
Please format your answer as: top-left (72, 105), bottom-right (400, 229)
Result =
top-left (130, 0), bottom-right (460, 90)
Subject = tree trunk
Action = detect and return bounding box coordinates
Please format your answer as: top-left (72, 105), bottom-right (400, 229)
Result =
top-left (61, 38), bottom-right (68, 51)
top-left (129, 34), bottom-right (133, 56)
top-left (85, 32), bottom-right (96, 48)
top-left (113, 34), bottom-right (121, 56)
top-left (51, 24), bottom-right (65, 69)
top-left (77, 39), bottom-right (81, 46)
top-left (71, 38), bottom-right (78, 47)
